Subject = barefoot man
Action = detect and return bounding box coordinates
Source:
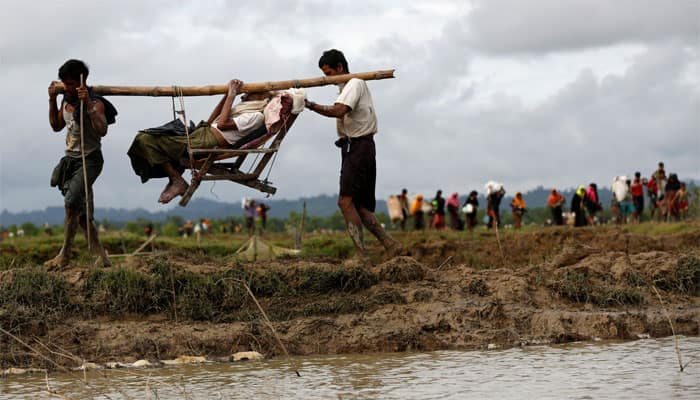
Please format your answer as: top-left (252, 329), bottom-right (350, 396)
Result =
top-left (127, 79), bottom-right (274, 204)
top-left (305, 49), bottom-right (402, 262)
top-left (46, 59), bottom-right (115, 268)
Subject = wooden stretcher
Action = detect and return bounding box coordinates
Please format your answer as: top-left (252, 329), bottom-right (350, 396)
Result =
top-left (178, 112), bottom-right (298, 207)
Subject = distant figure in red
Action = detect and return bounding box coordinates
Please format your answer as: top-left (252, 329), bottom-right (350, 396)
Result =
top-left (446, 192), bottom-right (463, 230)
top-left (664, 173), bottom-right (681, 221)
top-left (584, 183), bottom-right (602, 226)
top-left (630, 172), bottom-right (645, 223)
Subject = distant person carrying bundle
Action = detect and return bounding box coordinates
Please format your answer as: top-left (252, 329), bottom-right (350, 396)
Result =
top-left (46, 59), bottom-right (117, 269)
top-left (462, 191), bottom-right (479, 231)
top-left (485, 181), bottom-right (505, 229)
top-left (128, 79), bottom-right (276, 204)
top-left (304, 49), bottom-right (404, 262)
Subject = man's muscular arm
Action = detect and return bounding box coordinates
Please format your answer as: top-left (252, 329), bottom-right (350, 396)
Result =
top-left (305, 100), bottom-right (350, 119)
top-left (86, 100), bottom-right (108, 136)
top-left (48, 81), bottom-right (65, 132)
top-left (77, 85), bottom-right (108, 136)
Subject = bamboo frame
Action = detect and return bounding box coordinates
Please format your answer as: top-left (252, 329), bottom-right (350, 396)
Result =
top-left (51, 70), bottom-right (395, 96)
top-left (177, 114), bottom-right (298, 206)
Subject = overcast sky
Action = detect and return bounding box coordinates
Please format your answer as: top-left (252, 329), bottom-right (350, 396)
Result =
top-left (1, 0), bottom-right (698, 214)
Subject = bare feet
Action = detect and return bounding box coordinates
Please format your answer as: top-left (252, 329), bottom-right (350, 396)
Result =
top-left (44, 254), bottom-right (69, 270)
top-left (159, 179), bottom-right (189, 204)
top-left (158, 181), bottom-right (173, 203)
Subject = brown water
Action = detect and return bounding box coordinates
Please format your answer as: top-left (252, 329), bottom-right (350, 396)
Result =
top-left (1, 337), bottom-right (698, 399)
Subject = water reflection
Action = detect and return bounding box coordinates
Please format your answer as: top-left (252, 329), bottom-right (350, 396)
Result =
top-left (1, 337), bottom-right (698, 399)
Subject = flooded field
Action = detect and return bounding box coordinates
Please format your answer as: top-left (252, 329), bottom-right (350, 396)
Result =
top-left (2, 336), bottom-right (698, 399)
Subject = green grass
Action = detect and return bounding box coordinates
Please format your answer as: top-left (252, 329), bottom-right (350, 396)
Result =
top-left (653, 254), bottom-right (700, 295)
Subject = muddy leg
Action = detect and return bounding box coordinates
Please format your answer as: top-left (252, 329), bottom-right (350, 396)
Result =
top-left (44, 206), bottom-right (79, 269)
top-left (357, 208), bottom-right (400, 250)
top-left (338, 196), bottom-right (367, 257)
top-left (79, 216), bottom-right (111, 268)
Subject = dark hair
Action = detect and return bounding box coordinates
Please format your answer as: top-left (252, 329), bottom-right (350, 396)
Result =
top-left (402, 188), bottom-right (407, 194)
top-left (635, 171), bottom-right (641, 177)
top-left (58, 59), bottom-right (89, 81)
top-left (318, 49), bottom-right (349, 72)
top-left (470, 190), bottom-right (478, 197)
top-left (436, 190), bottom-right (442, 197)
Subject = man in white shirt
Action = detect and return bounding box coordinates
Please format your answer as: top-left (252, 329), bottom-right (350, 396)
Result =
top-left (305, 49), bottom-right (402, 261)
top-left (128, 79), bottom-right (272, 204)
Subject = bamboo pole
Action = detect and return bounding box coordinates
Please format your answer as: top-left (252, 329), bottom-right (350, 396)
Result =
top-left (51, 69), bottom-right (395, 97)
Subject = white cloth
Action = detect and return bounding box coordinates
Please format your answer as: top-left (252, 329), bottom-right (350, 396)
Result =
top-left (285, 88), bottom-right (306, 114)
top-left (335, 78), bottom-right (377, 138)
top-left (212, 112), bottom-right (264, 145)
top-left (484, 181), bottom-right (503, 195)
top-left (612, 176), bottom-right (629, 202)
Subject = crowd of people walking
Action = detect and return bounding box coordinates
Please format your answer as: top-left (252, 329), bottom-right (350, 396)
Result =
top-left (390, 161), bottom-right (693, 231)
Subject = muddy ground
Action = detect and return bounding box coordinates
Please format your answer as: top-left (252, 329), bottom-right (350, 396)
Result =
top-left (1, 225), bottom-right (698, 369)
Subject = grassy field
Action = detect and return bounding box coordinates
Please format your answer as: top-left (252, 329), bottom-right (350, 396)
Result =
top-left (0, 220), bottom-right (698, 369)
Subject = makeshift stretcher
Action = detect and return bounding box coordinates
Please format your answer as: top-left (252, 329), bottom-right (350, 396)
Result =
top-left (53, 70), bottom-right (396, 207)
top-left (177, 93), bottom-right (299, 206)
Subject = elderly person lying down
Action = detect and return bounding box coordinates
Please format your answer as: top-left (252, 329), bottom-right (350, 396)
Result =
top-left (128, 79), bottom-right (274, 204)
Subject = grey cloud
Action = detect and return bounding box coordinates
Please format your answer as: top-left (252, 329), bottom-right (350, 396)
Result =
top-left (1, 1), bottom-right (698, 214)
top-left (462, 0), bottom-right (700, 54)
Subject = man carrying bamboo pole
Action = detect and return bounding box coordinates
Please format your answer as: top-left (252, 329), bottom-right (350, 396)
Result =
top-left (305, 49), bottom-right (403, 263)
top-left (46, 60), bottom-right (115, 269)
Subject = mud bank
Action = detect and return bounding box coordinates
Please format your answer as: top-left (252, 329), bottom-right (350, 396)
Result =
top-left (1, 226), bottom-right (698, 370)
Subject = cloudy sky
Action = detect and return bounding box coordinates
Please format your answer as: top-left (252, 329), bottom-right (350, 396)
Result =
top-left (1, 0), bottom-right (698, 214)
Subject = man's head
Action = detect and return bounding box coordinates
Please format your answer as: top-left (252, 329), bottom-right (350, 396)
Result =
top-left (402, 188), bottom-right (407, 195)
top-left (635, 171), bottom-right (641, 179)
top-left (318, 49), bottom-right (349, 76)
top-left (659, 162), bottom-right (665, 169)
top-left (58, 59), bottom-right (89, 97)
top-left (436, 190), bottom-right (442, 198)
top-left (241, 91), bottom-right (276, 102)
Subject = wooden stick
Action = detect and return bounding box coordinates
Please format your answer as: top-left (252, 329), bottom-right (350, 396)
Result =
top-left (79, 74), bottom-right (92, 254)
top-left (651, 285), bottom-right (685, 372)
top-left (131, 234), bottom-right (157, 255)
top-left (51, 69), bottom-right (395, 97)
top-left (239, 280), bottom-right (300, 377)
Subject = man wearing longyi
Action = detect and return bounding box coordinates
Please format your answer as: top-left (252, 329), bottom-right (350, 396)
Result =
top-left (46, 59), bottom-right (116, 269)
